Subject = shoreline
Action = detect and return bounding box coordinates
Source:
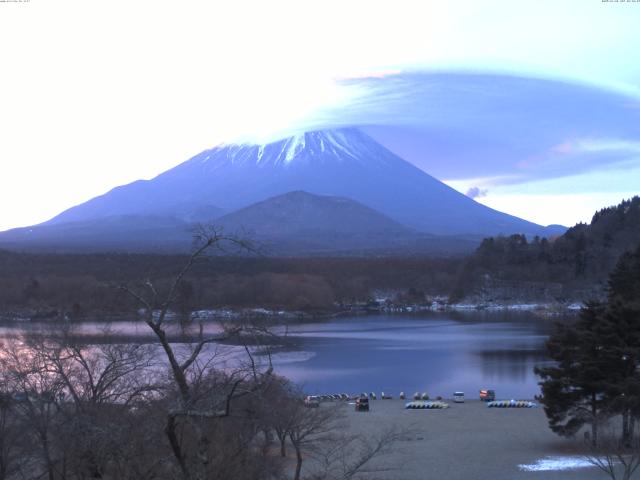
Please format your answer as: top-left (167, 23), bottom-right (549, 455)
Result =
top-left (0, 300), bottom-right (583, 324)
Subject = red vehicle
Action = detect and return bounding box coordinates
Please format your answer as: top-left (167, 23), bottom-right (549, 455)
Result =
top-left (480, 389), bottom-right (496, 401)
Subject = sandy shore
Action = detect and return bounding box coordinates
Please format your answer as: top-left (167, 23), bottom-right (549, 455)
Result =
top-left (333, 399), bottom-right (607, 480)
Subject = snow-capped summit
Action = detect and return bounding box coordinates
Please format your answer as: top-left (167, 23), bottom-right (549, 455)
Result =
top-left (194, 128), bottom-right (394, 169)
top-left (29, 127), bottom-right (559, 240)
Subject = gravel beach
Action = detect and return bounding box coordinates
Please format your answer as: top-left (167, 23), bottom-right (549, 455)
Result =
top-left (333, 399), bottom-right (608, 480)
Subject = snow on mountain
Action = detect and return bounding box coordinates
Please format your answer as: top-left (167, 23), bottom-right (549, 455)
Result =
top-left (36, 127), bottom-right (556, 238)
top-left (193, 128), bottom-right (391, 169)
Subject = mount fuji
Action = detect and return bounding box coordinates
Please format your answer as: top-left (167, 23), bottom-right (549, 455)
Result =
top-left (0, 128), bottom-right (564, 253)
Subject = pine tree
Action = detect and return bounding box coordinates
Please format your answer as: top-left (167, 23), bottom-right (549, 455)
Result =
top-left (608, 245), bottom-right (640, 308)
top-left (535, 302), bottom-right (609, 445)
top-left (536, 244), bottom-right (640, 445)
top-left (600, 245), bottom-right (640, 444)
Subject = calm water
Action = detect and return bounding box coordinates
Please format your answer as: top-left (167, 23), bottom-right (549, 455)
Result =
top-left (0, 311), bottom-right (556, 399)
top-left (274, 312), bottom-right (555, 399)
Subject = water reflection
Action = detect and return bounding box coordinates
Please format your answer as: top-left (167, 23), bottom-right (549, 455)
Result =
top-left (277, 313), bottom-right (553, 398)
top-left (0, 312), bottom-right (555, 398)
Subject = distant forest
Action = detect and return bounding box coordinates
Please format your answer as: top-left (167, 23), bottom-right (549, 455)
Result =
top-left (452, 196), bottom-right (640, 303)
top-left (1, 197), bottom-right (639, 317)
top-left (0, 253), bottom-right (463, 316)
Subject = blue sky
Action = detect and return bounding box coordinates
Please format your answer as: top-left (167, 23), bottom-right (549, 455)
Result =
top-left (0, 0), bottom-right (639, 230)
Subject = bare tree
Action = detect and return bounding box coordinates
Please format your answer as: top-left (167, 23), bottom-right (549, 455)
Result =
top-left (260, 375), bottom-right (300, 458)
top-left (24, 325), bottom-right (159, 410)
top-left (0, 338), bottom-right (66, 480)
top-left (308, 428), bottom-right (405, 480)
top-left (118, 227), bottom-right (277, 480)
top-left (0, 324), bottom-right (168, 480)
top-left (280, 397), bottom-right (405, 480)
top-left (0, 385), bottom-right (27, 480)
top-left (584, 421), bottom-right (640, 480)
top-left (287, 402), bottom-right (345, 480)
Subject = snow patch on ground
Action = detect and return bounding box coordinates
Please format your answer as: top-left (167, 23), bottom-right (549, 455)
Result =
top-left (518, 456), bottom-right (595, 472)
top-left (450, 303), bottom-right (543, 311)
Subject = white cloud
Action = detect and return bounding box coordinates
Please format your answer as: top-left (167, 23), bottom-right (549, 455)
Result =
top-left (1, 1), bottom-right (639, 230)
top-left (445, 162), bottom-right (640, 226)
top-left (571, 139), bottom-right (640, 154)
top-left (465, 187), bottom-right (488, 199)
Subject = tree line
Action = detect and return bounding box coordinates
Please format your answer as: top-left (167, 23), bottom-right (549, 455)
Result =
top-left (0, 252), bottom-right (463, 317)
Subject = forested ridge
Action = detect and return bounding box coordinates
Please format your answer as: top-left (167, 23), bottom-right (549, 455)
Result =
top-left (0, 197), bottom-right (639, 316)
top-left (452, 196), bottom-right (640, 302)
top-left (0, 253), bottom-right (462, 316)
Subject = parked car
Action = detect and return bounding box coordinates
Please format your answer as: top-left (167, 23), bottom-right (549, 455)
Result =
top-left (304, 395), bottom-right (320, 408)
top-left (479, 389), bottom-right (495, 402)
top-left (453, 391), bottom-right (465, 403)
top-left (355, 396), bottom-right (370, 412)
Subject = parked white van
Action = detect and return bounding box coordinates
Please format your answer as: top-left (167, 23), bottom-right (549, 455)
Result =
top-left (453, 391), bottom-right (465, 403)
top-left (304, 395), bottom-right (320, 407)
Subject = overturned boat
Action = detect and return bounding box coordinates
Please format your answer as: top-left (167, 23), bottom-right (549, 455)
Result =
top-left (487, 400), bottom-right (537, 408)
top-left (405, 401), bottom-right (449, 409)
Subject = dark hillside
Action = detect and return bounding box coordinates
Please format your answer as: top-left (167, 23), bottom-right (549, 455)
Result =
top-left (452, 197), bottom-right (640, 302)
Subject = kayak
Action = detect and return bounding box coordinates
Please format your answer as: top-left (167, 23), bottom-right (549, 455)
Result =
top-left (405, 401), bottom-right (449, 409)
top-left (487, 400), bottom-right (537, 408)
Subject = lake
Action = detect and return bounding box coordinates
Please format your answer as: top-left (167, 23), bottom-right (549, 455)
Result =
top-left (0, 311), bottom-right (559, 400)
top-left (274, 312), bottom-right (556, 399)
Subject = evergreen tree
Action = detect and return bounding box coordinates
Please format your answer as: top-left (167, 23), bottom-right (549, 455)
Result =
top-left (608, 245), bottom-right (640, 308)
top-left (601, 245), bottom-right (640, 443)
top-left (535, 302), bottom-right (609, 445)
top-left (536, 244), bottom-right (640, 445)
